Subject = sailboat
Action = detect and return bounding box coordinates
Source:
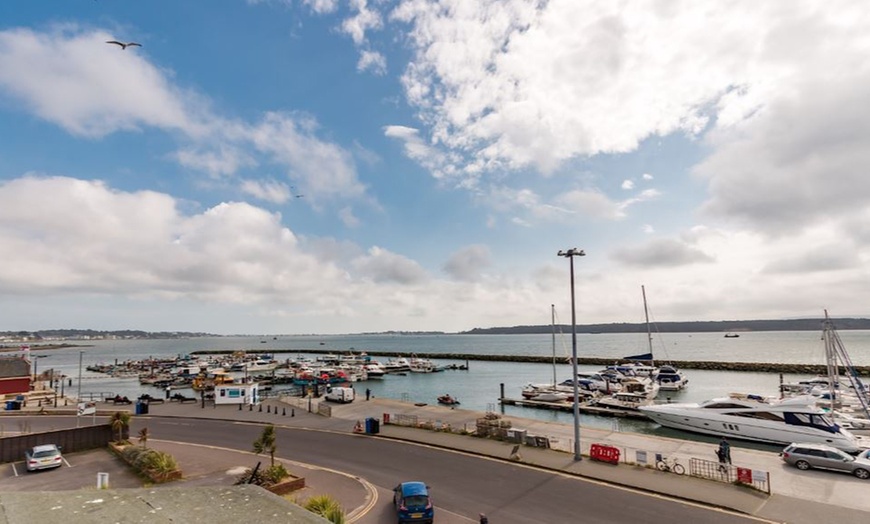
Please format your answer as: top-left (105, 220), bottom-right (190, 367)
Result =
top-left (521, 305), bottom-right (599, 402)
top-left (619, 286), bottom-right (688, 391)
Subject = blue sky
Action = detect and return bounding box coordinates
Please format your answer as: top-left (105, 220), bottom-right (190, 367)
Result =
top-left (1, 1), bottom-right (868, 335)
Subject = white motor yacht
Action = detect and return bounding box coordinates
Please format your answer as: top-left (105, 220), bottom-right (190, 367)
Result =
top-left (654, 365), bottom-right (689, 391)
top-left (638, 393), bottom-right (867, 452)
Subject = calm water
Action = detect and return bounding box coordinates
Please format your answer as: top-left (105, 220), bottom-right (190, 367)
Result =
top-left (20, 330), bottom-right (870, 437)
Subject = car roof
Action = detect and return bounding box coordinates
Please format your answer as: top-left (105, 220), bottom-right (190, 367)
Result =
top-left (786, 442), bottom-right (840, 451)
top-left (31, 444), bottom-right (59, 453)
top-left (399, 482), bottom-right (428, 496)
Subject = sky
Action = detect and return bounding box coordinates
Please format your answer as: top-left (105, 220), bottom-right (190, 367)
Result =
top-left (0, 1), bottom-right (869, 335)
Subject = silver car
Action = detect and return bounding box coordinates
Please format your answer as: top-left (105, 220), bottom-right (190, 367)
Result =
top-left (24, 444), bottom-right (63, 472)
top-left (781, 442), bottom-right (870, 479)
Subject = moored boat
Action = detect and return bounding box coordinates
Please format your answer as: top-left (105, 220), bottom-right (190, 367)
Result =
top-left (638, 393), bottom-right (868, 452)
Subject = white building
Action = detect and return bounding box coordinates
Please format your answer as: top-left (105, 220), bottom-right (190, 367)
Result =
top-left (214, 382), bottom-right (259, 405)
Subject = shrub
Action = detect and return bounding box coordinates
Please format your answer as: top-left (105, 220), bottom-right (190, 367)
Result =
top-left (304, 495), bottom-right (346, 524)
top-left (120, 446), bottom-right (179, 483)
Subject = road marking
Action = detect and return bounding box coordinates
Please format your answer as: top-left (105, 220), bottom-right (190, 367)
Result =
top-left (62, 457), bottom-right (72, 468)
top-left (11, 463), bottom-right (18, 477)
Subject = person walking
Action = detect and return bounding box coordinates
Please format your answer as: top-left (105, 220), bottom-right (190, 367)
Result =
top-left (365, 388), bottom-right (371, 401)
top-left (479, 513), bottom-right (488, 524)
top-left (718, 437), bottom-right (731, 464)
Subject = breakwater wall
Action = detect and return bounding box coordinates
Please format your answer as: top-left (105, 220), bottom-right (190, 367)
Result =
top-left (190, 348), bottom-right (870, 375)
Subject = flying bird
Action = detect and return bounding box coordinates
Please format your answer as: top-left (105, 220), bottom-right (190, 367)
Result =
top-left (106, 40), bottom-right (142, 50)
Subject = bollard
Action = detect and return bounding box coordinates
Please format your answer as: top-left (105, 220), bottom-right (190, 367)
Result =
top-left (291, 408), bottom-right (295, 417)
top-left (258, 405), bottom-right (262, 412)
top-left (249, 404), bottom-right (253, 411)
top-left (282, 407), bottom-right (286, 416)
top-left (267, 405), bottom-right (271, 413)
top-left (239, 403), bottom-right (242, 410)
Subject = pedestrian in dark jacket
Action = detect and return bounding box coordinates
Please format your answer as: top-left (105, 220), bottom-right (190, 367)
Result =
top-left (479, 513), bottom-right (488, 524)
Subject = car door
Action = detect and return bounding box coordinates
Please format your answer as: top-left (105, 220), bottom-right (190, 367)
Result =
top-left (822, 449), bottom-right (852, 472)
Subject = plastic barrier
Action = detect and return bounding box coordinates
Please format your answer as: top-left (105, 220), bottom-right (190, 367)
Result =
top-left (383, 413), bottom-right (390, 424)
top-left (590, 443), bottom-right (620, 464)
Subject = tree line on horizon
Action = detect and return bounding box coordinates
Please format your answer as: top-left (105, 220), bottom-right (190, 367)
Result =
top-left (461, 317), bottom-right (870, 335)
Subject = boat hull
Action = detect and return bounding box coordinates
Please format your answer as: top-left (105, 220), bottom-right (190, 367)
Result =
top-left (639, 406), bottom-right (862, 452)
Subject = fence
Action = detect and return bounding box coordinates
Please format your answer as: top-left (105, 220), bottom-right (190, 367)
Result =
top-left (689, 457), bottom-right (770, 494)
top-left (0, 424), bottom-right (116, 463)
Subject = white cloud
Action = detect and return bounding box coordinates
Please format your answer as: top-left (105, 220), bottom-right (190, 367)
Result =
top-left (0, 27), bottom-right (205, 138)
top-left (389, 0), bottom-right (870, 205)
top-left (339, 206), bottom-right (360, 228)
top-left (341, 0), bottom-right (383, 45)
top-left (443, 245), bottom-right (491, 281)
top-left (358, 49), bottom-right (387, 75)
top-left (621, 180), bottom-right (635, 190)
top-left (176, 146), bottom-right (256, 179)
top-left (352, 246), bottom-right (429, 284)
top-left (0, 27), bottom-right (369, 205)
top-left (642, 173), bottom-right (653, 181)
top-left (240, 179), bottom-right (292, 204)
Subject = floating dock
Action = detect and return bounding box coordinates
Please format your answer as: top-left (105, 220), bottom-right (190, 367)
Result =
top-left (499, 397), bottom-right (651, 420)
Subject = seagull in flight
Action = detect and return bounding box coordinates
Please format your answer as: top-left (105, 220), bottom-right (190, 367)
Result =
top-left (106, 40), bottom-right (142, 50)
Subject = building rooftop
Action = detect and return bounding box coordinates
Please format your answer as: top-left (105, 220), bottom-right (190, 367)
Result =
top-left (0, 485), bottom-right (330, 524)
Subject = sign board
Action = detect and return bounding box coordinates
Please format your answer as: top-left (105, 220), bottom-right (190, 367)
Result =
top-left (77, 401), bottom-right (96, 416)
top-left (751, 469), bottom-right (768, 484)
top-left (635, 450), bottom-right (648, 464)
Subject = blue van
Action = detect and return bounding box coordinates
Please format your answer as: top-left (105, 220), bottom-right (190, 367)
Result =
top-left (393, 481), bottom-right (434, 523)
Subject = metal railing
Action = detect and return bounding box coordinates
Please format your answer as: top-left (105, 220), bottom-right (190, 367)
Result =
top-left (689, 457), bottom-right (770, 494)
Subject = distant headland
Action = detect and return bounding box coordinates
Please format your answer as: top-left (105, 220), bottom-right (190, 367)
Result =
top-left (461, 317), bottom-right (870, 335)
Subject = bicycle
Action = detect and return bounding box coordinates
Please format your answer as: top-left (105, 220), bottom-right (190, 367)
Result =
top-left (655, 456), bottom-right (685, 475)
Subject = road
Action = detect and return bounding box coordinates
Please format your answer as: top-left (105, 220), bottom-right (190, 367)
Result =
top-left (136, 416), bottom-right (762, 524)
top-left (2, 415), bottom-right (768, 522)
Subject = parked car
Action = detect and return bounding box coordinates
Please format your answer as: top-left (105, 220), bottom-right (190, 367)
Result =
top-left (393, 481), bottom-right (434, 523)
top-left (780, 442), bottom-right (870, 479)
top-left (24, 444), bottom-right (63, 472)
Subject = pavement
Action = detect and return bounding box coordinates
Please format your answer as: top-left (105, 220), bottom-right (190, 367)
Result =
top-left (6, 393), bottom-right (870, 524)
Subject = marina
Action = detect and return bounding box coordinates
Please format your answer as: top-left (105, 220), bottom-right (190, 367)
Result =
top-left (8, 327), bottom-right (870, 441)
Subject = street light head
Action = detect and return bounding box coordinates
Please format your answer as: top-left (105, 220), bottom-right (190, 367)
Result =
top-left (558, 248), bottom-right (586, 257)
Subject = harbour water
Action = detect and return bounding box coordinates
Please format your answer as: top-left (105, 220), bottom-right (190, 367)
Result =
top-left (18, 329), bottom-right (870, 440)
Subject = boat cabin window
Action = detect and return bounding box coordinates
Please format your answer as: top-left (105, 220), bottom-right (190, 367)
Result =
top-left (730, 411), bottom-right (783, 421)
top-left (703, 403), bottom-right (749, 409)
top-left (784, 412), bottom-right (838, 433)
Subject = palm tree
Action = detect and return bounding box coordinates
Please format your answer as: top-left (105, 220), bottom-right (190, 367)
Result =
top-left (252, 424), bottom-right (277, 467)
top-left (138, 427), bottom-right (149, 448)
top-left (110, 411), bottom-right (131, 443)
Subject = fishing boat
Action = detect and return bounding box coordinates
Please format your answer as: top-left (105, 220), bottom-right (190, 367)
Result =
top-left (437, 394), bottom-right (460, 405)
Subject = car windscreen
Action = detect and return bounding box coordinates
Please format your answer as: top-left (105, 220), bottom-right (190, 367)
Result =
top-left (32, 450), bottom-right (58, 458)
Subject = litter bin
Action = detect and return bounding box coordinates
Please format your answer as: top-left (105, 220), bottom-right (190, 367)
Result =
top-left (135, 401), bottom-right (149, 415)
top-left (365, 417), bottom-right (380, 434)
top-left (4, 401), bottom-right (13, 411)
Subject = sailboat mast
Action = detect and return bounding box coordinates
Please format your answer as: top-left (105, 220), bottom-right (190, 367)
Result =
top-left (551, 304), bottom-right (557, 387)
top-left (642, 285), bottom-right (654, 366)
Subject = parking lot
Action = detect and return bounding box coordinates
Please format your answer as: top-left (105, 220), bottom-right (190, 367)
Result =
top-left (0, 448), bottom-right (143, 492)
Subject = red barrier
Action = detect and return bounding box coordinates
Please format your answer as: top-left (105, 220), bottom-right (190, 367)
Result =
top-left (383, 413), bottom-right (390, 424)
top-left (590, 444), bottom-right (620, 464)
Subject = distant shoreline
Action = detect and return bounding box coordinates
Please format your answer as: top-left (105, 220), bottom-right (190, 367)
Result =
top-left (0, 343), bottom-right (91, 352)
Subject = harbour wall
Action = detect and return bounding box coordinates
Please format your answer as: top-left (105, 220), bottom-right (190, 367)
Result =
top-left (190, 348), bottom-right (870, 376)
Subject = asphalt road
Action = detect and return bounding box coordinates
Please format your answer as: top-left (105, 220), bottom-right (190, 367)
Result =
top-left (132, 417), bottom-right (763, 524)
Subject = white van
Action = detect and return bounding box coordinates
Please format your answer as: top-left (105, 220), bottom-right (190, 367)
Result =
top-left (325, 386), bottom-right (355, 403)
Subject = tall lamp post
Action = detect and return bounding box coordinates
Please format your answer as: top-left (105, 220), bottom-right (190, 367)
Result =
top-left (76, 351), bottom-right (83, 427)
top-left (558, 248), bottom-right (585, 461)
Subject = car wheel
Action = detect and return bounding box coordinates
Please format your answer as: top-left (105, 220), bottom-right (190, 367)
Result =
top-left (794, 460), bottom-right (811, 471)
top-left (854, 468), bottom-right (870, 480)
